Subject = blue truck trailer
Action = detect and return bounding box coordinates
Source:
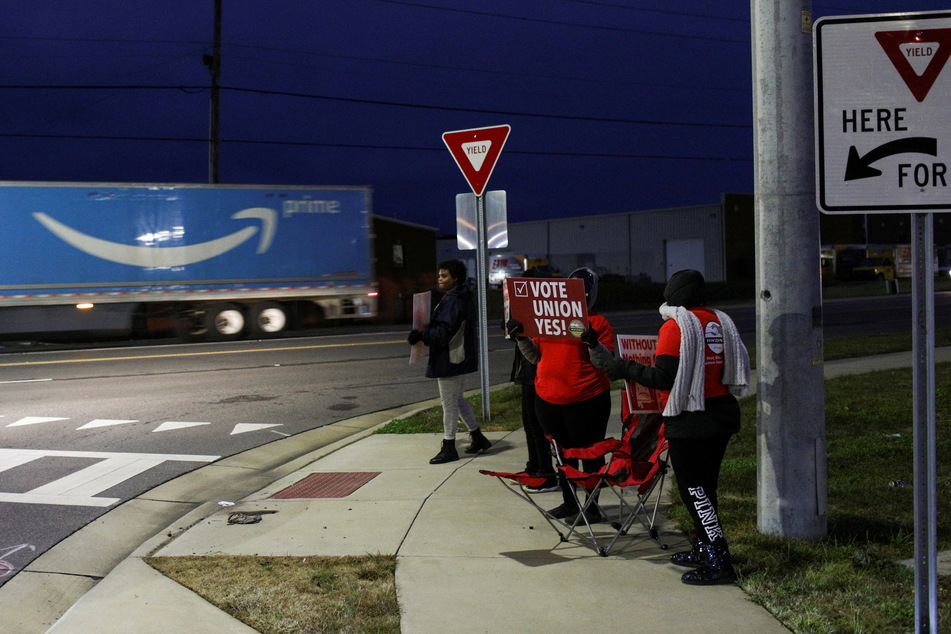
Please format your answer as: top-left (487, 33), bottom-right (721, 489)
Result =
top-left (0, 182), bottom-right (377, 341)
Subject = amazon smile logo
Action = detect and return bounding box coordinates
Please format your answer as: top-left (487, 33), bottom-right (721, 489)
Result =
top-left (33, 208), bottom-right (277, 268)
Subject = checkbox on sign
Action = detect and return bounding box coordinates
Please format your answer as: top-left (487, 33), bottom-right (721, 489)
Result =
top-left (514, 281), bottom-right (528, 297)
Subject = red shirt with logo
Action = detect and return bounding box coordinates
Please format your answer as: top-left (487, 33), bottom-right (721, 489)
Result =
top-left (534, 313), bottom-right (614, 405)
top-left (654, 307), bottom-right (729, 408)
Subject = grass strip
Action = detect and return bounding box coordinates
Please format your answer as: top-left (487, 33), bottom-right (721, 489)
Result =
top-left (147, 330), bottom-right (950, 633)
top-left (145, 554), bottom-right (399, 634)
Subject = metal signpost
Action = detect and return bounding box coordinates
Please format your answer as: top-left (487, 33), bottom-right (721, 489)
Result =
top-left (442, 124), bottom-right (511, 421)
top-left (814, 11), bottom-right (951, 632)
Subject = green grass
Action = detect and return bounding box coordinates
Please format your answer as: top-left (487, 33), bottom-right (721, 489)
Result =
top-left (374, 383), bottom-right (525, 434)
top-left (663, 362), bottom-right (951, 633)
top-left (148, 328), bottom-right (950, 633)
top-left (823, 327), bottom-right (951, 362)
top-left (146, 554), bottom-right (399, 634)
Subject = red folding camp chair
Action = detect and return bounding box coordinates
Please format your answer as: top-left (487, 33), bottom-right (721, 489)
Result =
top-left (556, 412), bottom-right (670, 556)
top-left (480, 409), bottom-right (669, 557)
top-left (476, 465), bottom-right (606, 550)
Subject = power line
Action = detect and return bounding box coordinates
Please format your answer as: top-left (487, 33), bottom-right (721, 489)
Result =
top-left (223, 43), bottom-right (747, 96)
top-left (0, 84), bottom-right (750, 129)
top-left (563, 0), bottom-right (749, 23)
top-left (0, 130), bottom-right (750, 163)
top-left (363, 0), bottom-right (748, 44)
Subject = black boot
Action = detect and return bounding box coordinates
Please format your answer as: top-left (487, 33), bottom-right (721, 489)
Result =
top-left (579, 489), bottom-right (602, 523)
top-left (680, 537), bottom-right (736, 586)
top-left (429, 439), bottom-right (459, 464)
top-left (671, 535), bottom-right (705, 568)
top-left (465, 428), bottom-right (492, 454)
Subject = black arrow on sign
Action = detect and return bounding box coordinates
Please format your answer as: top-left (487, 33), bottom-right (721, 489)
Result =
top-left (844, 137), bottom-right (938, 181)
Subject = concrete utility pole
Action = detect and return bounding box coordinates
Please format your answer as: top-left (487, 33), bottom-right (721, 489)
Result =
top-left (750, 0), bottom-right (827, 539)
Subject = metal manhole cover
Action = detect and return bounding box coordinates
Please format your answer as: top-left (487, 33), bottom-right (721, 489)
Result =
top-left (271, 472), bottom-right (381, 499)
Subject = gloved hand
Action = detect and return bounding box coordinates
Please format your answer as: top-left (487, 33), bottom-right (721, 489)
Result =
top-left (580, 322), bottom-right (599, 348)
top-left (506, 319), bottom-right (525, 340)
top-left (407, 329), bottom-right (423, 345)
top-left (604, 357), bottom-right (628, 381)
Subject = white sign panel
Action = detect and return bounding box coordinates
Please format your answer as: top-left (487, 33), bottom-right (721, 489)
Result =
top-left (455, 190), bottom-right (508, 250)
top-left (815, 11), bottom-right (951, 213)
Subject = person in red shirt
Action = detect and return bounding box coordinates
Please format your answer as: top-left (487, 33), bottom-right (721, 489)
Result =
top-left (507, 267), bottom-right (615, 521)
top-left (592, 269), bottom-right (749, 586)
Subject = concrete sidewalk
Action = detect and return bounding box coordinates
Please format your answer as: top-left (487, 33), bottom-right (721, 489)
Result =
top-left (12, 347), bottom-right (951, 633)
top-left (45, 419), bottom-right (789, 634)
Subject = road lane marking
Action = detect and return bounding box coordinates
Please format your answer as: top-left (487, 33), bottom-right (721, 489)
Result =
top-left (6, 416), bottom-right (69, 427)
top-left (231, 423), bottom-right (283, 435)
top-left (1, 416), bottom-right (293, 436)
top-left (152, 421), bottom-right (211, 432)
top-left (75, 419), bottom-right (138, 430)
top-left (0, 448), bottom-right (219, 507)
top-left (0, 339), bottom-right (403, 368)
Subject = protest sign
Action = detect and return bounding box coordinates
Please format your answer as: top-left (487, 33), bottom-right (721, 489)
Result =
top-left (616, 334), bottom-right (662, 414)
top-left (503, 277), bottom-right (588, 340)
top-left (409, 291), bottom-right (431, 364)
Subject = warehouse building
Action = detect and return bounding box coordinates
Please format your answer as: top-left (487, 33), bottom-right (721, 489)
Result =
top-left (439, 193), bottom-right (754, 284)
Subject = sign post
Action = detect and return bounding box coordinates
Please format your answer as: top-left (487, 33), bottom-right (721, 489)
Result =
top-left (815, 12), bottom-right (951, 632)
top-left (442, 125), bottom-right (511, 421)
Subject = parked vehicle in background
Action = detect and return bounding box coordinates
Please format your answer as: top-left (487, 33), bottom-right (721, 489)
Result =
top-left (0, 182), bottom-right (376, 341)
top-left (523, 264), bottom-right (562, 278)
top-left (824, 244), bottom-right (913, 280)
top-left (488, 253), bottom-right (524, 287)
top-left (851, 256), bottom-right (896, 280)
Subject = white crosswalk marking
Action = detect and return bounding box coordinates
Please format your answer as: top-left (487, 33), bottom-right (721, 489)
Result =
top-left (6, 417), bottom-right (69, 427)
top-left (0, 448), bottom-right (220, 507)
top-left (2, 415), bottom-right (286, 436)
top-left (75, 419), bottom-right (138, 430)
top-left (152, 421), bottom-right (211, 433)
top-left (231, 423), bottom-right (283, 435)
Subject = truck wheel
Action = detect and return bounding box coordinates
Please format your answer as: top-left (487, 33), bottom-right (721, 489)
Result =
top-left (248, 301), bottom-right (287, 338)
top-left (205, 303), bottom-right (246, 341)
top-left (173, 310), bottom-right (208, 342)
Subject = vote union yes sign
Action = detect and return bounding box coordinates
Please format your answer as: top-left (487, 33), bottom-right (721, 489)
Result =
top-left (814, 11), bottom-right (951, 213)
top-left (503, 277), bottom-right (588, 340)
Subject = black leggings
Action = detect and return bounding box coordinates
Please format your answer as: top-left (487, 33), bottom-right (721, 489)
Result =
top-left (535, 390), bottom-right (611, 505)
top-left (667, 434), bottom-right (731, 542)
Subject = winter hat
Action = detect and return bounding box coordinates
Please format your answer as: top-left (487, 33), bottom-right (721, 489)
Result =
top-left (664, 269), bottom-right (706, 308)
top-left (568, 267), bottom-right (599, 310)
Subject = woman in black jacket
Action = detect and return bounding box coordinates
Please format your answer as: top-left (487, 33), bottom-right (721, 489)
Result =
top-left (408, 259), bottom-right (491, 464)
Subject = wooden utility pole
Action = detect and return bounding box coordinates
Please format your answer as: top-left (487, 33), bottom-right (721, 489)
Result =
top-left (206, 0), bottom-right (222, 183)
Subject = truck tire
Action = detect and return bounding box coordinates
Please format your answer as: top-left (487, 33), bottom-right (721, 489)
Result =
top-left (248, 301), bottom-right (287, 338)
top-left (205, 303), bottom-right (246, 341)
top-left (173, 310), bottom-right (208, 342)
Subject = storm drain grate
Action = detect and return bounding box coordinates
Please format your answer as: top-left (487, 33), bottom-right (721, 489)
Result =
top-left (271, 472), bottom-right (381, 499)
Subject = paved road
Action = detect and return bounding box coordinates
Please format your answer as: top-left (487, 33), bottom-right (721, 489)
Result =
top-left (0, 291), bottom-right (946, 584)
top-left (0, 331), bottom-right (514, 585)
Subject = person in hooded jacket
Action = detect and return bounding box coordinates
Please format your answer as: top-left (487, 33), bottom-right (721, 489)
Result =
top-left (506, 267), bottom-right (615, 521)
top-left (408, 259), bottom-right (492, 464)
top-left (589, 269), bottom-right (750, 586)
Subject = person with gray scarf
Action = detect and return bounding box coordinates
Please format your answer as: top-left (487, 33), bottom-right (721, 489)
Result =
top-left (588, 269), bottom-right (749, 586)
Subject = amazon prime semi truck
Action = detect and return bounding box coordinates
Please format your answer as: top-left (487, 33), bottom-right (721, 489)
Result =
top-left (0, 182), bottom-right (377, 342)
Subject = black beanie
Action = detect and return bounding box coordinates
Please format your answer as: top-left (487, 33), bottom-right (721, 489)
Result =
top-left (664, 269), bottom-right (706, 308)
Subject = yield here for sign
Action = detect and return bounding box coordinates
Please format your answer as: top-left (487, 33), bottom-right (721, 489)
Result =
top-left (843, 28), bottom-right (951, 187)
top-left (504, 277), bottom-right (588, 339)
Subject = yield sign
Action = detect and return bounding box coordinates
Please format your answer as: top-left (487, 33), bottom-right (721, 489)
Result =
top-left (875, 28), bottom-right (951, 102)
top-left (442, 125), bottom-right (510, 196)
